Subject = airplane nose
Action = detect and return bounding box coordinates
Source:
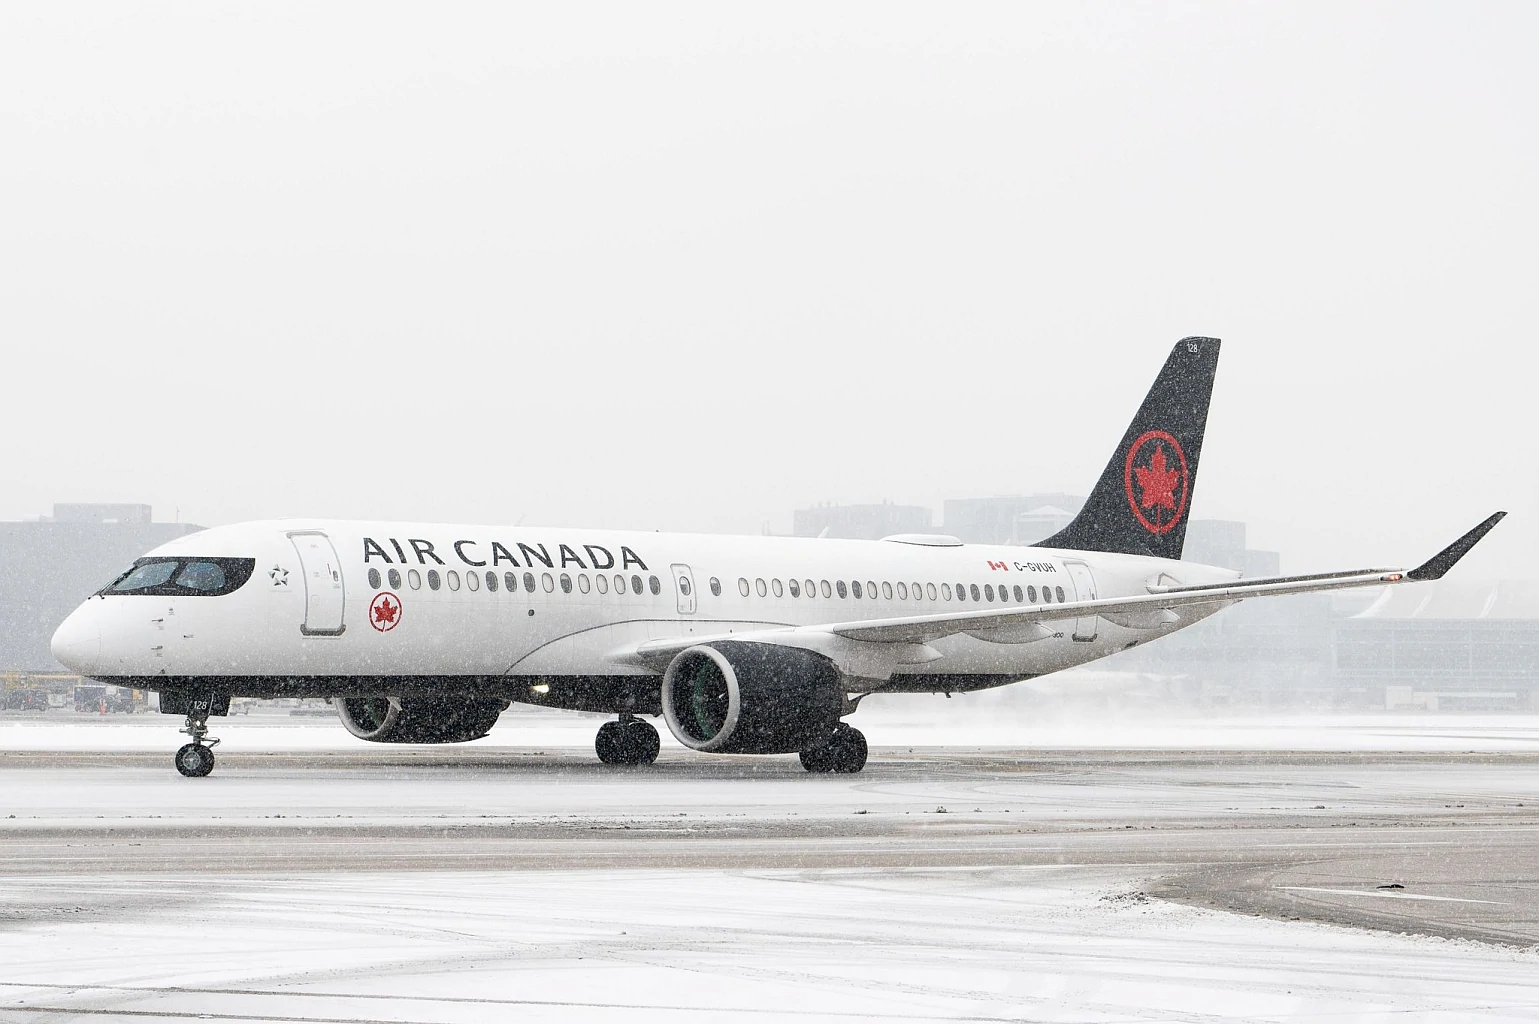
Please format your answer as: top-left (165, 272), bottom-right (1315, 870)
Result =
top-left (51, 604), bottom-right (102, 674)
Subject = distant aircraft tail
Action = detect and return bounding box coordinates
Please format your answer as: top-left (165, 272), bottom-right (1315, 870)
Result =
top-left (1037, 337), bottom-right (1220, 560)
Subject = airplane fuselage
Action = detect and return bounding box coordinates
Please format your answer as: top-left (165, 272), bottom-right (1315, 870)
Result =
top-left (53, 519), bottom-right (1237, 713)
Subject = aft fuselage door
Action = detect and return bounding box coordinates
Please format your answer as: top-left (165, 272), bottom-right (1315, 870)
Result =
top-left (1064, 561), bottom-right (1098, 642)
top-left (289, 531), bottom-right (346, 635)
top-left (671, 563), bottom-right (697, 615)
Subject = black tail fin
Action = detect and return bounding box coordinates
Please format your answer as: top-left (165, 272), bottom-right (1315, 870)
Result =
top-left (1037, 337), bottom-right (1220, 560)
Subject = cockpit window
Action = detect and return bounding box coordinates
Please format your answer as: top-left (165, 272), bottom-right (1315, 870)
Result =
top-left (101, 557), bottom-right (256, 597)
top-left (175, 561), bottom-right (227, 591)
top-left (108, 561), bottom-right (178, 592)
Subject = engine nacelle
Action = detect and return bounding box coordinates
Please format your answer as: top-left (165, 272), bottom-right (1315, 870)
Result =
top-left (661, 641), bottom-right (843, 754)
top-left (334, 694), bottom-right (507, 743)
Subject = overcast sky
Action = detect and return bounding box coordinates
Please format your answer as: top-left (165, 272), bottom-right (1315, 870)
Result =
top-left (3, 2), bottom-right (1534, 578)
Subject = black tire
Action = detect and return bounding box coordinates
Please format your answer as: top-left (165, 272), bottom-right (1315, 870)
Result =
top-left (594, 721), bottom-right (625, 765)
top-left (799, 740), bottom-right (836, 773)
top-left (830, 724), bottom-right (868, 774)
top-left (175, 743), bottom-right (214, 778)
top-left (626, 720), bottom-right (661, 766)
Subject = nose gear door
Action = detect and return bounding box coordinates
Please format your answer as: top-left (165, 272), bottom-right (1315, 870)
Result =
top-left (1064, 561), bottom-right (1098, 642)
top-left (289, 531), bottom-right (346, 635)
top-left (671, 564), bottom-right (697, 615)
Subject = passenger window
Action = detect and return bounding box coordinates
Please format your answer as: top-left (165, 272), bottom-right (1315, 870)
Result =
top-left (542, 573), bottom-right (555, 593)
top-left (578, 573), bottom-right (591, 594)
top-left (866, 580), bottom-right (877, 600)
top-left (709, 577), bottom-right (721, 597)
top-left (466, 570), bottom-right (480, 592)
top-left (756, 578), bottom-right (767, 597)
top-left (388, 569), bottom-right (402, 590)
top-left (505, 571), bottom-right (517, 592)
top-left (631, 575), bottom-right (644, 595)
top-left (367, 568), bottom-right (382, 590)
top-left (614, 574), bottom-right (625, 594)
top-left (772, 579), bottom-right (783, 598)
top-left (969, 584), bottom-right (981, 602)
top-left (596, 573), bottom-right (609, 594)
top-left (1057, 586), bottom-right (1067, 602)
top-left (984, 584), bottom-right (994, 602)
top-left (851, 580), bottom-right (862, 599)
top-left (678, 577), bottom-right (690, 596)
top-left (788, 579), bottom-right (800, 598)
top-left (882, 581), bottom-right (893, 600)
top-left (836, 580), bottom-right (848, 599)
top-left (820, 580), bottom-right (832, 598)
top-left (1028, 585), bottom-right (1037, 603)
top-left (739, 577), bottom-right (750, 597)
top-left (1013, 585), bottom-right (1023, 603)
top-left (649, 575), bottom-right (660, 595)
top-left (408, 569), bottom-right (422, 590)
top-left (926, 583), bottom-right (937, 601)
top-left (447, 571), bottom-right (461, 591)
top-left (806, 579), bottom-right (816, 598)
top-left (486, 571), bottom-right (498, 593)
top-left (895, 582), bottom-right (907, 600)
top-left (1042, 586), bottom-right (1052, 603)
top-left (560, 573), bottom-right (572, 594)
top-left (428, 570), bottom-right (441, 591)
top-left (941, 583), bottom-right (952, 601)
top-left (955, 582), bottom-right (967, 602)
top-left (524, 572), bottom-right (537, 593)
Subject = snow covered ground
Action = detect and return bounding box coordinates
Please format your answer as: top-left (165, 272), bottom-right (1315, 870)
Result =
top-left (4, 866), bottom-right (1538, 1022)
top-left (7, 703), bottom-right (1539, 753)
top-left (4, 707), bottom-right (1539, 1021)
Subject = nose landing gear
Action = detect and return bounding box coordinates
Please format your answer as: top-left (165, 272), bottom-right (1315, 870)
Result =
top-left (595, 715), bottom-right (661, 766)
top-left (174, 701), bottom-right (220, 778)
top-left (800, 722), bottom-right (868, 774)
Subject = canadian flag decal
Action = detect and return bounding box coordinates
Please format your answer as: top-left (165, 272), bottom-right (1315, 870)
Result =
top-left (987, 560), bottom-right (1009, 571)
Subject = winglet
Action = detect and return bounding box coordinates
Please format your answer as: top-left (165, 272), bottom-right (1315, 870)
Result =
top-left (1406, 511), bottom-right (1507, 582)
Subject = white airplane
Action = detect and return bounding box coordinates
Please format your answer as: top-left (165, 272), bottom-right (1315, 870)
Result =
top-left (51, 338), bottom-right (1504, 777)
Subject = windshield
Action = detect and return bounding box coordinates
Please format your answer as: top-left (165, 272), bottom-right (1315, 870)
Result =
top-left (101, 557), bottom-right (255, 597)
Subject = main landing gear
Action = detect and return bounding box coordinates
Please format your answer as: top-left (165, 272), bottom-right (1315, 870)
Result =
top-left (595, 715), bottom-right (661, 766)
top-left (174, 702), bottom-right (219, 778)
top-left (800, 722), bottom-right (868, 774)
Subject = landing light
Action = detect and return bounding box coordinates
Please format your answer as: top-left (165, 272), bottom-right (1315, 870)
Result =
top-left (1383, 573), bottom-right (1404, 582)
top-left (531, 683), bottom-right (550, 694)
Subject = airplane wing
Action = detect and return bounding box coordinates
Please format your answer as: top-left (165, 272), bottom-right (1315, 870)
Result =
top-left (621, 512), bottom-right (1505, 673)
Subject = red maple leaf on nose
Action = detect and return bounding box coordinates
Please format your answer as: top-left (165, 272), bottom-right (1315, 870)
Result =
top-left (373, 598), bottom-right (398, 625)
top-left (1133, 444), bottom-right (1181, 512)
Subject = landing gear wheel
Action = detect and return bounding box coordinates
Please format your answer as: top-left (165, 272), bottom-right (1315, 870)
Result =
top-left (595, 718), bottom-right (661, 766)
top-left (830, 724), bottom-right (868, 774)
top-left (626, 719), bottom-right (661, 765)
top-left (799, 723), bottom-right (867, 774)
top-left (175, 743), bottom-right (215, 778)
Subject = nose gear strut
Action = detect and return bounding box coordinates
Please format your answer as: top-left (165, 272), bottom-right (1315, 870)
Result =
top-left (174, 697), bottom-right (221, 777)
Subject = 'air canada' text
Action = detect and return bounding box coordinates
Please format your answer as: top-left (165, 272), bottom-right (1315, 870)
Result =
top-left (362, 537), bottom-right (648, 572)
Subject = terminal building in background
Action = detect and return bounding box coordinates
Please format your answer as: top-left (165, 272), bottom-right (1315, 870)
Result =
top-left (0, 504), bottom-right (202, 676)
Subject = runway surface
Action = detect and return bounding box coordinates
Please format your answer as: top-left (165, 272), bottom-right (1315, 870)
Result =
top-left (3, 728), bottom-right (1539, 1021)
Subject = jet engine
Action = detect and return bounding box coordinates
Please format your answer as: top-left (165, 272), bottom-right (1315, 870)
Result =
top-left (660, 641), bottom-right (844, 754)
top-left (334, 694), bottom-right (507, 743)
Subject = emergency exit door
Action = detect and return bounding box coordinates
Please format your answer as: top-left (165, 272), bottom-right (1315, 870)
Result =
top-left (1064, 561), bottom-right (1098, 642)
top-left (671, 564), bottom-right (697, 615)
top-left (290, 532), bottom-right (346, 635)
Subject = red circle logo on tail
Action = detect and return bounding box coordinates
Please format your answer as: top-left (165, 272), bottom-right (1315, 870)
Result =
top-left (369, 592), bottom-right (402, 632)
top-left (1123, 430), bottom-right (1190, 536)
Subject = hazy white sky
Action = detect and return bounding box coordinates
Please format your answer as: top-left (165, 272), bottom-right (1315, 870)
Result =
top-left (3, 2), bottom-right (1534, 578)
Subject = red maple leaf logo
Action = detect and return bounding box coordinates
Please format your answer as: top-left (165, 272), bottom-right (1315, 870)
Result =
top-left (373, 598), bottom-right (398, 626)
top-left (1133, 444), bottom-right (1180, 513)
